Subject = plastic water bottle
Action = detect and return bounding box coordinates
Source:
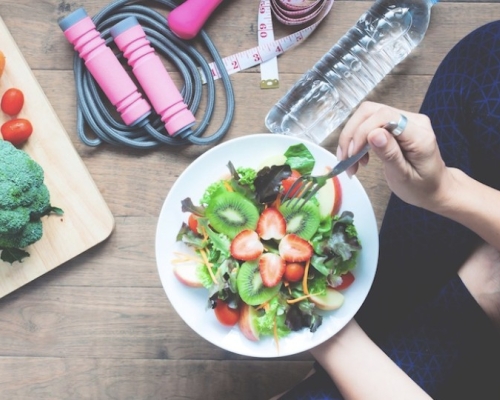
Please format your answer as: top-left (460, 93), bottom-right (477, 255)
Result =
top-left (265, 0), bottom-right (438, 144)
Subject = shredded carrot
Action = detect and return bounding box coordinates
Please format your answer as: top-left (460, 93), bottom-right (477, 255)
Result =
top-left (273, 317), bottom-right (280, 354)
top-left (224, 181), bottom-right (234, 192)
top-left (199, 248), bottom-right (218, 284)
top-left (200, 226), bottom-right (209, 240)
top-left (302, 259), bottom-right (311, 295)
top-left (286, 293), bottom-right (316, 304)
top-left (256, 301), bottom-right (270, 311)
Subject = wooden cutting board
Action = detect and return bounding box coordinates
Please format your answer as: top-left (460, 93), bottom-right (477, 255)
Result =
top-left (0, 17), bottom-right (114, 298)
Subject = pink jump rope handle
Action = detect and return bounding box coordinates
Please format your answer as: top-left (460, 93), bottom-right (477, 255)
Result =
top-left (111, 17), bottom-right (196, 136)
top-left (59, 8), bottom-right (151, 126)
top-left (168, 0), bottom-right (224, 40)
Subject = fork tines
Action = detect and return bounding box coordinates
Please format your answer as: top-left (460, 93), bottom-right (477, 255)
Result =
top-left (281, 177), bottom-right (320, 211)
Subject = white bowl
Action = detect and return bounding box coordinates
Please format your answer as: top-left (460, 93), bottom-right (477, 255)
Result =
top-left (155, 134), bottom-right (378, 358)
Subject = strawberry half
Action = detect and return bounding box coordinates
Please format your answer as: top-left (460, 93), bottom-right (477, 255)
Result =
top-left (279, 234), bottom-right (313, 262)
top-left (230, 230), bottom-right (264, 261)
top-left (259, 253), bottom-right (286, 287)
top-left (256, 207), bottom-right (286, 240)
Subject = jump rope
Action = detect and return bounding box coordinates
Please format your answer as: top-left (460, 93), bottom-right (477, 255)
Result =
top-left (59, 0), bottom-right (332, 149)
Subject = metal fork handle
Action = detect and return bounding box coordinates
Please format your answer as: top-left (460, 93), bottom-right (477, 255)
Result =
top-left (329, 142), bottom-right (371, 178)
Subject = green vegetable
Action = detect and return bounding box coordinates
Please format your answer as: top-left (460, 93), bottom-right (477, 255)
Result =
top-left (0, 140), bottom-right (63, 263)
top-left (200, 180), bottom-right (226, 206)
top-left (235, 167), bottom-right (257, 191)
top-left (284, 143), bottom-right (315, 175)
top-left (310, 211), bottom-right (361, 279)
top-left (254, 296), bottom-right (291, 338)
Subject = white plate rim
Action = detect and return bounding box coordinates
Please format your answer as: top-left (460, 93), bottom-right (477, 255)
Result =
top-left (155, 133), bottom-right (378, 358)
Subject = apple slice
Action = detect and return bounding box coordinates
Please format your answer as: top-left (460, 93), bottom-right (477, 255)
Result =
top-left (316, 167), bottom-right (342, 218)
top-left (238, 303), bottom-right (260, 341)
top-left (258, 154), bottom-right (287, 169)
top-left (310, 287), bottom-right (345, 311)
top-left (173, 263), bottom-right (204, 288)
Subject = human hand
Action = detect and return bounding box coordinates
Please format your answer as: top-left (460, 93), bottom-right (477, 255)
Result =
top-left (337, 101), bottom-right (453, 210)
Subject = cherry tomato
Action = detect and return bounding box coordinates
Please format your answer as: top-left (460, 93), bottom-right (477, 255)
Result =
top-left (188, 213), bottom-right (199, 233)
top-left (334, 271), bottom-right (355, 290)
top-left (1, 88), bottom-right (24, 116)
top-left (1, 118), bottom-right (33, 145)
top-left (284, 262), bottom-right (305, 282)
top-left (281, 170), bottom-right (302, 197)
top-left (213, 299), bottom-right (240, 326)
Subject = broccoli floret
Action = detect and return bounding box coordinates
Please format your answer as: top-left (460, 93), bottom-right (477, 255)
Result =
top-left (0, 221), bottom-right (43, 249)
top-left (0, 140), bottom-right (62, 263)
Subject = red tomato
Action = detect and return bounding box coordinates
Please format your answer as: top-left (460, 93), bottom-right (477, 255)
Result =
top-left (1, 88), bottom-right (24, 116)
top-left (188, 213), bottom-right (199, 233)
top-left (281, 170), bottom-right (301, 197)
top-left (335, 272), bottom-right (355, 290)
top-left (284, 262), bottom-right (305, 282)
top-left (1, 118), bottom-right (33, 145)
top-left (213, 299), bottom-right (240, 326)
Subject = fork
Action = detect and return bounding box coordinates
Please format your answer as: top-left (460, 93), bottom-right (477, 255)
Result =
top-left (282, 121), bottom-right (399, 210)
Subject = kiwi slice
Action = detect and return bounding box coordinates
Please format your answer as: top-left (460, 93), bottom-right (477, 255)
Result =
top-left (237, 260), bottom-right (281, 306)
top-left (205, 191), bottom-right (260, 238)
top-left (279, 201), bottom-right (320, 240)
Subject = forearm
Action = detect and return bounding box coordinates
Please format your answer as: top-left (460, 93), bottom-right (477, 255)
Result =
top-left (311, 320), bottom-right (431, 400)
top-left (432, 168), bottom-right (500, 250)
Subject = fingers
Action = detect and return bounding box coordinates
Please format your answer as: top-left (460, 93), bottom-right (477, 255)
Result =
top-left (340, 102), bottom-right (410, 150)
top-left (337, 102), bottom-right (384, 156)
top-left (336, 101), bottom-right (433, 174)
top-left (366, 128), bottom-right (406, 172)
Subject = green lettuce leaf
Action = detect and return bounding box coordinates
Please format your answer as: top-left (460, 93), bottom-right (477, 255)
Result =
top-left (284, 143), bottom-right (315, 174)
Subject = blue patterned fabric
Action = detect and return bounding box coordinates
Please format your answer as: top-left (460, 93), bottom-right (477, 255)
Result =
top-left (278, 20), bottom-right (500, 400)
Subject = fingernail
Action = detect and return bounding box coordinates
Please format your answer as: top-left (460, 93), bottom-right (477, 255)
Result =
top-left (336, 146), bottom-right (342, 160)
top-left (347, 141), bottom-right (354, 157)
top-left (372, 131), bottom-right (388, 148)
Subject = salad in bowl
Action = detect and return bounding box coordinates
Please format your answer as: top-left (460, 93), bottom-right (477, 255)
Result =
top-left (156, 134), bottom-right (378, 357)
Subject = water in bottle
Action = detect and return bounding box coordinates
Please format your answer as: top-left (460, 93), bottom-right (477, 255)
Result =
top-left (265, 0), bottom-right (438, 144)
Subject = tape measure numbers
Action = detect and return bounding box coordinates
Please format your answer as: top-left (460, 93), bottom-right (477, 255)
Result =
top-left (258, 0), bottom-right (279, 89)
top-left (203, 0), bottom-right (335, 88)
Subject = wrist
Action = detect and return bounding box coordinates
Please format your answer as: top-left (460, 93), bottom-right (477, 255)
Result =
top-left (310, 319), bottom-right (366, 372)
top-left (425, 167), bottom-right (464, 216)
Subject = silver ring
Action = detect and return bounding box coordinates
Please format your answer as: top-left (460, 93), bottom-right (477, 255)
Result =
top-left (389, 114), bottom-right (408, 136)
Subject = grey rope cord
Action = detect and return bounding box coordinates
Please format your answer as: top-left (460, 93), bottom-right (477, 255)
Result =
top-left (73, 0), bottom-right (235, 148)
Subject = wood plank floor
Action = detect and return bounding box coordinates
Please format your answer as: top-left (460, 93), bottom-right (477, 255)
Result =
top-left (0, 1), bottom-right (499, 399)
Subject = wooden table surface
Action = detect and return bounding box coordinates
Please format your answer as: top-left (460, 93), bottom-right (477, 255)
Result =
top-left (0, 1), bottom-right (498, 399)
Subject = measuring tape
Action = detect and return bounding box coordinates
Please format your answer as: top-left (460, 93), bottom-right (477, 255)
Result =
top-left (258, 0), bottom-right (279, 89)
top-left (203, 0), bottom-right (335, 88)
